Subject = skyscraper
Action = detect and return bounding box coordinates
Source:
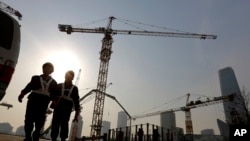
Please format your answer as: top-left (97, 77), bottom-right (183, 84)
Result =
top-left (117, 111), bottom-right (127, 133)
top-left (218, 67), bottom-right (247, 124)
top-left (101, 120), bottom-right (111, 135)
top-left (160, 111), bottom-right (176, 140)
top-left (160, 111), bottom-right (176, 131)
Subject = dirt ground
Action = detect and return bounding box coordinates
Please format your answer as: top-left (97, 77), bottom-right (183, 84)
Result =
top-left (0, 134), bottom-right (49, 141)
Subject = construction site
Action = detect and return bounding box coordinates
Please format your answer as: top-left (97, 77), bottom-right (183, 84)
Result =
top-left (52, 16), bottom-right (249, 140)
top-left (3, 1), bottom-right (249, 141)
top-left (73, 92), bottom-right (235, 141)
top-left (0, 3), bottom-right (222, 140)
top-left (44, 17), bottom-right (222, 141)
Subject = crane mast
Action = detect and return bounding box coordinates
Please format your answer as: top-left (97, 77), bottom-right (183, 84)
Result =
top-left (58, 16), bottom-right (217, 139)
top-left (89, 17), bottom-right (114, 137)
top-left (185, 93), bottom-right (193, 135)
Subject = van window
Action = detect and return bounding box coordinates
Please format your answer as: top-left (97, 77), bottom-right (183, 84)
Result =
top-left (0, 11), bottom-right (14, 50)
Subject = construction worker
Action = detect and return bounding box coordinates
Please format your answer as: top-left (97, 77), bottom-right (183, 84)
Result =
top-left (50, 70), bottom-right (80, 141)
top-left (18, 62), bottom-right (57, 141)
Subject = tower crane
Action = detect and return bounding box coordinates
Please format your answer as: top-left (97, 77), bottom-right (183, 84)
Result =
top-left (58, 16), bottom-right (217, 139)
top-left (131, 93), bottom-right (236, 136)
top-left (0, 1), bottom-right (22, 20)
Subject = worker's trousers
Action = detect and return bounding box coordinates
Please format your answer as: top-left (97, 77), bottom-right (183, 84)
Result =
top-left (24, 96), bottom-right (49, 141)
top-left (51, 107), bottom-right (71, 140)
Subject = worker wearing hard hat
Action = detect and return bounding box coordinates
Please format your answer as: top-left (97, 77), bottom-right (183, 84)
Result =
top-left (50, 70), bottom-right (80, 141)
top-left (18, 62), bottom-right (57, 141)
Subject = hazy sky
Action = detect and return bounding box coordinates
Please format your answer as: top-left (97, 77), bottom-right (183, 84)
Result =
top-left (1, 0), bottom-right (250, 137)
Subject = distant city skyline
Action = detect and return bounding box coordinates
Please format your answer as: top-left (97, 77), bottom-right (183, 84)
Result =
top-left (201, 129), bottom-right (214, 135)
top-left (0, 122), bottom-right (13, 134)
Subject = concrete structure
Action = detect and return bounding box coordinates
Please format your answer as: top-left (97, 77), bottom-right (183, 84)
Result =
top-left (175, 127), bottom-right (184, 141)
top-left (117, 111), bottom-right (127, 133)
top-left (200, 129), bottom-right (214, 135)
top-left (101, 120), bottom-right (111, 135)
top-left (160, 111), bottom-right (176, 141)
top-left (160, 111), bottom-right (176, 131)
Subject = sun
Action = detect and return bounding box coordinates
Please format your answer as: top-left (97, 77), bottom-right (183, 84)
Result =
top-left (46, 49), bottom-right (81, 83)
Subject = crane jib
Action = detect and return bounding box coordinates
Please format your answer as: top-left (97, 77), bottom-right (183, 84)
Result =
top-left (58, 24), bottom-right (217, 40)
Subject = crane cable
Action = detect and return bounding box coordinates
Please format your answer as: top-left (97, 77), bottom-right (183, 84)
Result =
top-left (116, 17), bottom-right (192, 33)
top-left (202, 42), bottom-right (223, 120)
top-left (74, 17), bottom-right (108, 28)
top-left (141, 94), bottom-right (187, 114)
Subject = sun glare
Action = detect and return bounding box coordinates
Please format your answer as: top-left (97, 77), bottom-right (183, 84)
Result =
top-left (46, 49), bottom-right (81, 83)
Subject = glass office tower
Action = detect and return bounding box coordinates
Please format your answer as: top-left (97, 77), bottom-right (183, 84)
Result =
top-left (219, 67), bottom-right (247, 124)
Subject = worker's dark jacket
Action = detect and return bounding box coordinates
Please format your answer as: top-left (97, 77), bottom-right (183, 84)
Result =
top-left (53, 83), bottom-right (80, 118)
top-left (21, 75), bottom-right (57, 116)
top-left (21, 74), bottom-right (57, 137)
top-left (51, 82), bottom-right (80, 139)
top-left (21, 75), bottom-right (57, 103)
